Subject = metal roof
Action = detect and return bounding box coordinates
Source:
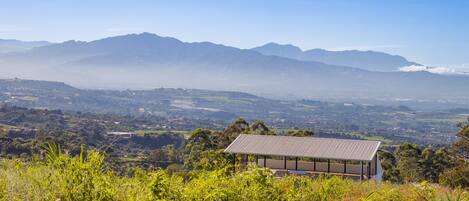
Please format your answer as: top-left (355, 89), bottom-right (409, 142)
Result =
top-left (224, 134), bottom-right (380, 161)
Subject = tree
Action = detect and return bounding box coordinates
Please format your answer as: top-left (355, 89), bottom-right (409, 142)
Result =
top-left (189, 150), bottom-right (232, 171)
top-left (217, 118), bottom-right (249, 148)
top-left (287, 129), bottom-right (314, 137)
top-left (184, 128), bottom-right (217, 170)
top-left (186, 128), bottom-right (215, 152)
top-left (396, 144), bottom-right (423, 182)
top-left (439, 118), bottom-right (469, 188)
top-left (419, 148), bottom-right (450, 183)
top-left (439, 163), bottom-right (469, 188)
top-left (454, 117), bottom-right (469, 159)
top-left (147, 145), bottom-right (181, 168)
top-left (250, 120), bottom-right (272, 135)
top-left (379, 151), bottom-right (403, 183)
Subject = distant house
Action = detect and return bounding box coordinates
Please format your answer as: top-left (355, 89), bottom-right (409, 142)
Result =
top-left (224, 134), bottom-right (382, 181)
top-left (106, 131), bottom-right (137, 138)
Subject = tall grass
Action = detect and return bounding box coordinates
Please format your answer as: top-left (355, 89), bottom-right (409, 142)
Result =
top-left (0, 150), bottom-right (467, 201)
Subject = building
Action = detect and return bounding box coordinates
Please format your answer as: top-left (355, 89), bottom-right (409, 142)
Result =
top-left (106, 131), bottom-right (137, 138)
top-left (224, 134), bottom-right (382, 181)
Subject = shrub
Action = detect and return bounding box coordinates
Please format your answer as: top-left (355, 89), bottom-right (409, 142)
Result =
top-left (0, 149), bottom-right (467, 200)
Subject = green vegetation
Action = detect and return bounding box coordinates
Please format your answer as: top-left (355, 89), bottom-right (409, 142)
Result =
top-left (1, 104), bottom-right (469, 200)
top-left (1, 79), bottom-right (467, 145)
top-left (378, 118), bottom-right (469, 188)
top-left (1, 147), bottom-right (467, 201)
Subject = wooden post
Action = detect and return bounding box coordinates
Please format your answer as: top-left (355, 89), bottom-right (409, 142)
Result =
top-left (284, 156), bottom-right (287, 169)
top-left (360, 161), bottom-right (364, 181)
top-left (255, 155), bottom-right (258, 165)
top-left (343, 160), bottom-right (347, 174)
top-left (295, 157), bottom-right (298, 170)
top-left (374, 155), bottom-right (378, 175)
top-left (327, 159), bottom-right (330, 173)
top-left (313, 158), bottom-right (316, 171)
top-left (264, 156), bottom-right (267, 168)
top-left (368, 161), bottom-right (371, 179)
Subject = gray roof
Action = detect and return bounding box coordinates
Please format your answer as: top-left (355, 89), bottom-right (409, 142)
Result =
top-left (224, 134), bottom-right (380, 161)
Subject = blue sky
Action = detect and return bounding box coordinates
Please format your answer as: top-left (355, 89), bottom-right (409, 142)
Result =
top-left (1, 0), bottom-right (468, 67)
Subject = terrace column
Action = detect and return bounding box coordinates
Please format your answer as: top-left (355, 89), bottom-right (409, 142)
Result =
top-left (343, 160), bottom-right (347, 174)
top-left (360, 161), bottom-right (364, 181)
top-left (295, 157), bottom-right (298, 170)
top-left (375, 155), bottom-right (378, 175)
top-left (327, 159), bottom-right (330, 173)
top-left (284, 156), bottom-right (287, 169)
top-left (255, 155), bottom-right (258, 165)
top-left (264, 156), bottom-right (267, 168)
top-left (313, 158), bottom-right (316, 171)
top-left (368, 162), bottom-right (371, 179)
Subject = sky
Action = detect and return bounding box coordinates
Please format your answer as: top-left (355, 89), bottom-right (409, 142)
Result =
top-left (0, 0), bottom-right (468, 67)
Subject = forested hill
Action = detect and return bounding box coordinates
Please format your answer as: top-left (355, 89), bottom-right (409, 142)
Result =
top-left (0, 78), bottom-right (467, 145)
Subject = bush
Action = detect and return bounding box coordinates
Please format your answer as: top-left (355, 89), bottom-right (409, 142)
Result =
top-left (0, 150), bottom-right (467, 201)
top-left (439, 162), bottom-right (469, 188)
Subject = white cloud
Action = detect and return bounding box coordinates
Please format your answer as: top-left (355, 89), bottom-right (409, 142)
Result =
top-left (399, 65), bottom-right (469, 75)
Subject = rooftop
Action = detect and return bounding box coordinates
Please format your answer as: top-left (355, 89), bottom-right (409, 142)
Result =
top-left (224, 134), bottom-right (380, 161)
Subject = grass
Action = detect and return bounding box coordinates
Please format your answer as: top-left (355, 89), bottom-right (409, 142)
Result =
top-left (1, 150), bottom-right (467, 201)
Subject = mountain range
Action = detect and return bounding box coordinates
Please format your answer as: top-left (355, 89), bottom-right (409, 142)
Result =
top-left (1, 33), bottom-right (468, 104)
top-left (251, 43), bottom-right (420, 72)
top-left (0, 39), bottom-right (53, 53)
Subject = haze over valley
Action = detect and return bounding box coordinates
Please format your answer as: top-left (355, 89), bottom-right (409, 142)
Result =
top-left (1, 33), bottom-right (469, 110)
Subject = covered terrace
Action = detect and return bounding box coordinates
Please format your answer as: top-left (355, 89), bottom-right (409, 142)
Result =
top-left (224, 134), bottom-right (382, 181)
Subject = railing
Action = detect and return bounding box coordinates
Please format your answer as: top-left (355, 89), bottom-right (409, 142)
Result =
top-left (256, 159), bottom-right (375, 175)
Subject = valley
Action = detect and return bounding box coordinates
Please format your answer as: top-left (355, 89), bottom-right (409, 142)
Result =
top-left (0, 78), bottom-right (465, 145)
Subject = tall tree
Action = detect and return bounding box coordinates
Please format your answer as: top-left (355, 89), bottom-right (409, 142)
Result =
top-left (186, 128), bottom-right (215, 152)
top-left (396, 144), bottom-right (423, 182)
top-left (217, 118), bottom-right (250, 148)
top-left (184, 128), bottom-right (216, 170)
top-left (419, 147), bottom-right (450, 183)
top-left (379, 151), bottom-right (403, 183)
top-left (250, 120), bottom-right (272, 135)
top-left (440, 118), bottom-right (469, 188)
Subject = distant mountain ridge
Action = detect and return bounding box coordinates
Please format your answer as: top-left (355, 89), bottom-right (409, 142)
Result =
top-left (251, 42), bottom-right (420, 72)
top-left (1, 33), bottom-right (468, 103)
top-left (0, 39), bottom-right (53, 53)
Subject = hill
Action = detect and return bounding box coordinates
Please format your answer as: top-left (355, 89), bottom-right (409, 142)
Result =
top-left (1, 33), bottom-right (469, 104)
top-left (0, 78), bottom-right (465, 145)
top-left (252, 42), bottom-right (420, 72)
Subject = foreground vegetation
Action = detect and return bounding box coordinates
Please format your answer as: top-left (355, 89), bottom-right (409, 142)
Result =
top-left (1, 105), bottom-right (469, 200)
top-left (0, 147), bottom-right (467, 201)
